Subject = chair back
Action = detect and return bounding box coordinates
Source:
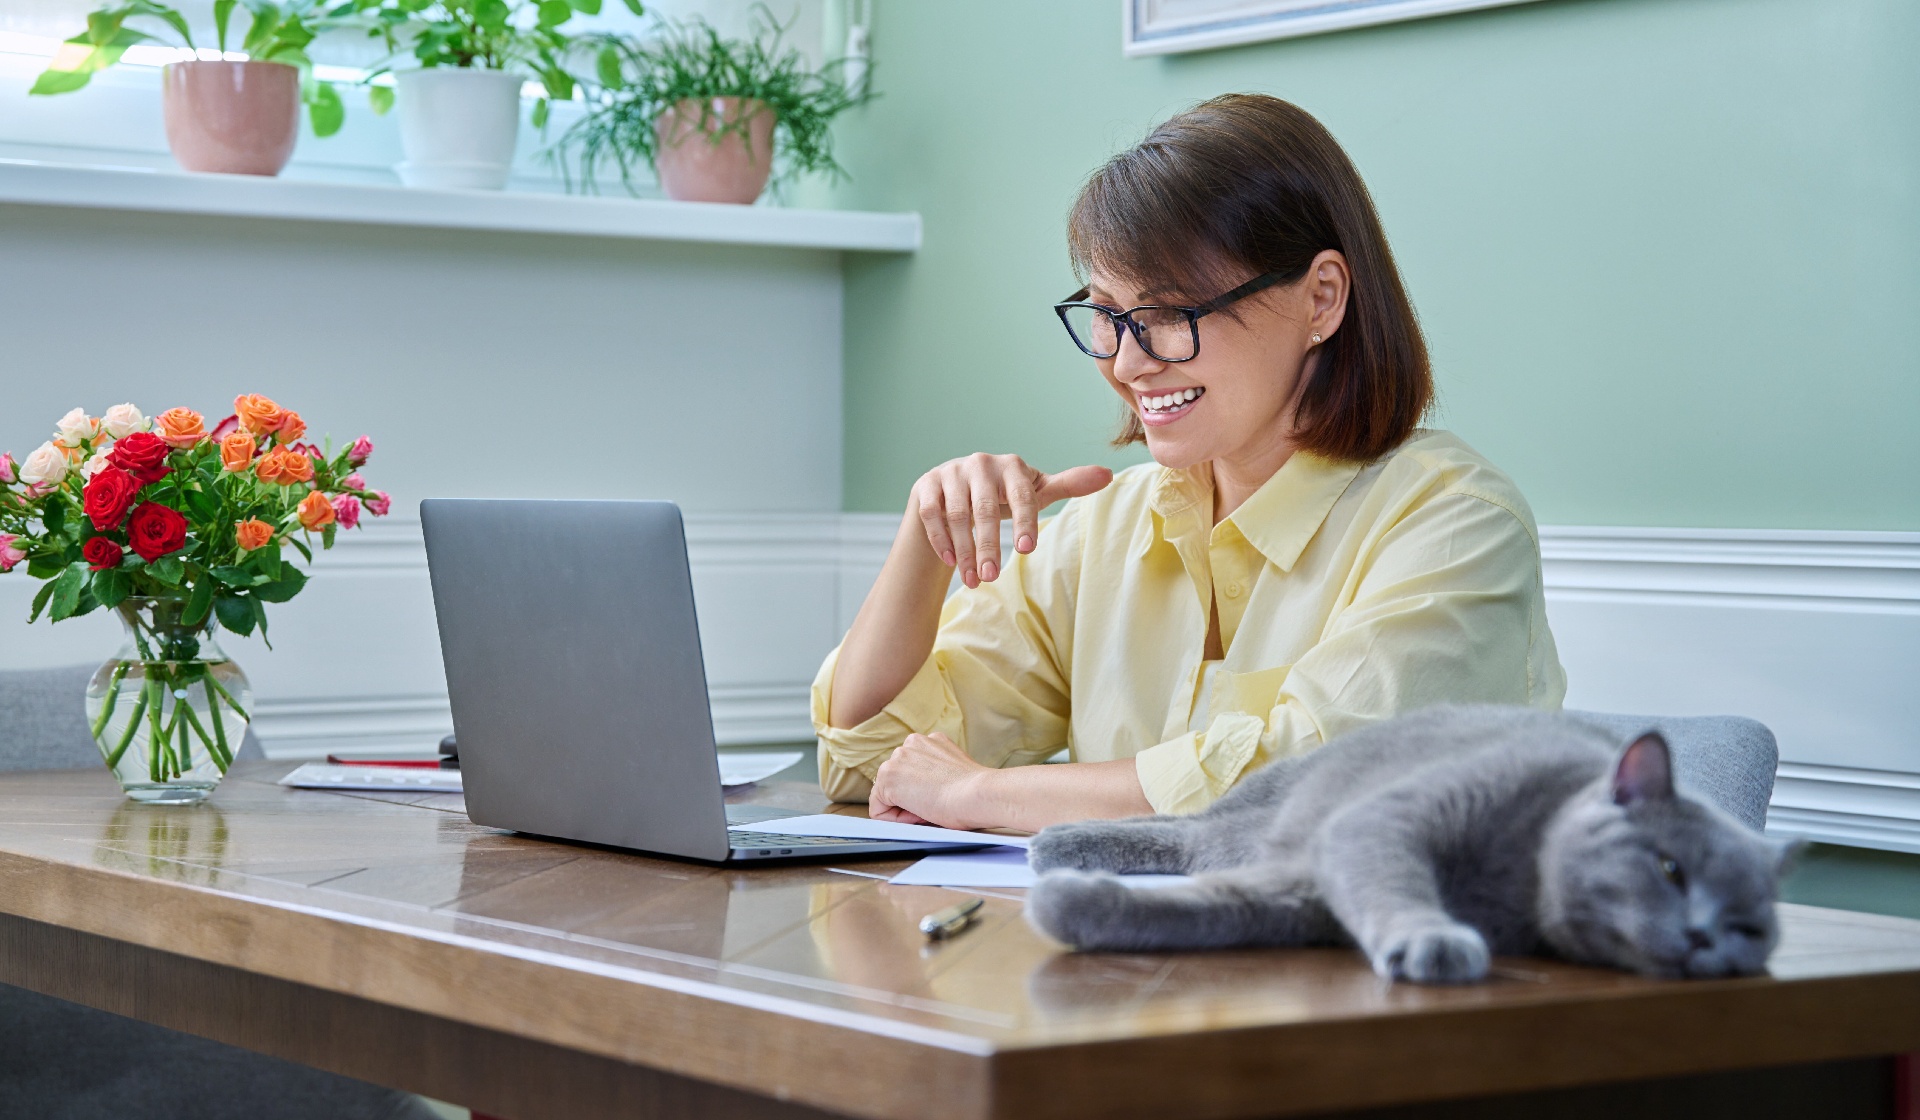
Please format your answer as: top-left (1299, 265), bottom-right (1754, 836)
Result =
top-left (0, 665), bottom-right (264, 773)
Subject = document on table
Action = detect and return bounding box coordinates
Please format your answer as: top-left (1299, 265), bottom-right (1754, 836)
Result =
top-left (727, 813), bottom-right (1031, 849)
top-left (717, 750), bottom-right (805, 788)
top-left (887, 846), bottom-right (1195, 890)
top-left (279, 763), bottom-right (464, 794)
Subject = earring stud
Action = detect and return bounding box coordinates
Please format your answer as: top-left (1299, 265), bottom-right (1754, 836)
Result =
top-left (1311, 333), bottom-right (1322, 344)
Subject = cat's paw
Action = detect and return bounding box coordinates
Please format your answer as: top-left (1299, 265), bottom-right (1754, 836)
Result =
top-left (1373, 923), bottom-right (1490, 984)
top-left (1030, 822), bottom-right (1131, 873)
top-left (1025, 870), bottom-right (1134, 949)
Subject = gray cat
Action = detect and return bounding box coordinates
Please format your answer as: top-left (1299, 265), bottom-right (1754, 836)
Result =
top-left (1026, 705), bottom-right (1791, 984)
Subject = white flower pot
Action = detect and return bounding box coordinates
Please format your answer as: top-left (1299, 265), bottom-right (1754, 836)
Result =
top-left (394, 68), bottom-right (524, 190)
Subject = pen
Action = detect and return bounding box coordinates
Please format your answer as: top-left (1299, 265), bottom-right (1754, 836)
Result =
top-left (918, 897), bottom-right (985, 941)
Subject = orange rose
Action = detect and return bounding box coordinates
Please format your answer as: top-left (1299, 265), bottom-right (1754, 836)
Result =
top-left (233, 394), bottom-right (287, 437)
top-left (234, 518), bottom-right (275, 552)
top-left (296, 489), bottom-right (335, 531)
top-left (255, 446), bottom-right (314, 485)
top-left (154, 407), bottom-right (206, 448)
top-left (275, 411), bottom-right (306, 445)
top-left (220, 432), bottom-right (256, 473)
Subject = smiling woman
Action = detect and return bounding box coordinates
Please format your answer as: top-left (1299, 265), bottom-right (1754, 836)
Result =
top-left (814, 94), bottom-right (1566, 832)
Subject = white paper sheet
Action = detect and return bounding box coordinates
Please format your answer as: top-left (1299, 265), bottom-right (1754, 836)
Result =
top-left (717, 750), bottom-right (805, 788)
top-left (278, 762), bottom-right (464, 794)
top-left (727, 813), bottom-right (1031, 849)
top-left (887, 846), bottom-right (1194, 890)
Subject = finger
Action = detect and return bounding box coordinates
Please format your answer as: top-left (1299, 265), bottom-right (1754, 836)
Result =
top-left (965, 457), bottom-right (1003, 582)
top-left (892, 808), bottom-right (931, 825)
top-left (944, 470), bottom-right (979, 588)
top-left (1034, 464), bottom-right (1115, 505)
top-left (1005, 461), bottom-right (1040, 555)
top-left (913, 480), bottom-right (956, 567)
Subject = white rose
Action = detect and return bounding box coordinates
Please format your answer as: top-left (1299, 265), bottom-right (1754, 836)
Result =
top-left (53, 407), bottom-right (100, 447)
top-left (80, 449), bottom-right (114, 478)
top-left (18, 441), bottom-right (68, 487)
top-left (101, 403), bottom-right (148, 439)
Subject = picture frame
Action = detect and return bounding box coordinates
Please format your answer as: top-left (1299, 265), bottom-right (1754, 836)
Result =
top-left (1122, 0), bottom-right (1545, 57)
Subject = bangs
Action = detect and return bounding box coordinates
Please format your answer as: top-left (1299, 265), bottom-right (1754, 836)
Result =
top-left (1067, 142), bottom-right (1266, 305)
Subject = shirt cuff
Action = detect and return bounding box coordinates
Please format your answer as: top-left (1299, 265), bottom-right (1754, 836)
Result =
top-left (1133, 711), bottom-right (1267, 815)
top-left (810, 644), bottom-right (955, 787)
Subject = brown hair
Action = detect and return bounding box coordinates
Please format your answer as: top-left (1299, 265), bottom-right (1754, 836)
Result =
top-left (1067, 94), bottom-right (1431, 460)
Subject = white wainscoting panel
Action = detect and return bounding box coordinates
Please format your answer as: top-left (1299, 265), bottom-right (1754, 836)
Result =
top-left (4, 518), bottom-right (1915, 853)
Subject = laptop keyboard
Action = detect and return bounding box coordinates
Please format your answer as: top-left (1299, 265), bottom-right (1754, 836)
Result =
top-left (729, 830), bottom-right (871, 849)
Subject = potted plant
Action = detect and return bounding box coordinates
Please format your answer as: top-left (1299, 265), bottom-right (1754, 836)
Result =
top-left (31, 1), bottom-right (356, 176)
top-left (361, 0), bottom-right (633, 190)
top-left (0, 398), bottom-right (389, 803)
top-left (558, 8), bottom-right (872, 205)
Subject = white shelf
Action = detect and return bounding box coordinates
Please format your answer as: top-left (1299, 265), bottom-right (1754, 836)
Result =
top-left (0, 158), bottom-right (921, 253)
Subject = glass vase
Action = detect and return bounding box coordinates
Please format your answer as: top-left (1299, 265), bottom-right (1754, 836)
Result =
top-left (86, 597), bottom-right (253, 804)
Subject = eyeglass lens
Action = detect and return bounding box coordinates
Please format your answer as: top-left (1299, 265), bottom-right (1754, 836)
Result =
top-left (1061, 305), bottom-right (1197, 362)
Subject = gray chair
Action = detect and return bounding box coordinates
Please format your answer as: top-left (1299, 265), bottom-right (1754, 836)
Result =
top-left (1569, 709), bottom-right (1778, 832)
top-left (0, 665), bottom-right (439, 1120)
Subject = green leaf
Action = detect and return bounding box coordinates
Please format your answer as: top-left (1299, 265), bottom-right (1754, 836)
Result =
top-left (210, 564), bottom-right (259, 587)
top-left (27, 580), bottom-right (56, 624)
top-left (542, 68), bottom-right (573, 101)
top-left (148, 555), bottom-right (186, 585)
top-left (27, 555), bottom-right (64, 580)
top-left (530, 97), bottom-right (549, 128)
top-left (41, 495), bottom-right (66, 534)
top-left (321, 524), bottom-right (337, 550)
top-left (288, 535), bottom-right (313, 562)
top-left (618, 0), bottom-right (643, 14)
top-left (307, 80), bottom-right (345, 137)
top-left (536, 0), bottom-right (571, 28)
top-left (92, 567), bottom-right (131, 608)
top-left (215, 0), bottom-right (236, 52)
top-left (48, 562), bottom-right (86, 621)
top-left (182, 577), bottom-right (215, 628)
top-left (596, 43), bottom-right (624, 89)
top-left (252, 596), bottom-right (271, 647)
top-left (251, 567), bottom-right (307, 603)
top-left (71, 584), bottom-right (99, 618)
top-left (474, 0), bottom-right (510, 32)
top-left (214, 594), bottom-right (255, 636)
top-left (183, 486), bottom-right (219, 521)
top-left (367, 83), bottom-right (394, 115)
top-left (569, 0), bottom-right (601, 12)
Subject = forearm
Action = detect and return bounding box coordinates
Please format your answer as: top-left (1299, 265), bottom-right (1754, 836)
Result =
top-left (961, 758), bottom-right (1154, 833)
top-left (827, 509), bottom-right (953, 729)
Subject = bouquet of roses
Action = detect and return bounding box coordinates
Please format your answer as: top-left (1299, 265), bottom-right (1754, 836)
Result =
top-left (0, 395), bottom-right (387, 636)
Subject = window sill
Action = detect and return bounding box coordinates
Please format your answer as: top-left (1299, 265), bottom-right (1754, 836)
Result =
top-left (0, 158), bottom-right (921, 253)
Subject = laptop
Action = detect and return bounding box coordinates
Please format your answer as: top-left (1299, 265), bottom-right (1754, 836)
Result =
top-left (419, 498), bottom-right (982, 864)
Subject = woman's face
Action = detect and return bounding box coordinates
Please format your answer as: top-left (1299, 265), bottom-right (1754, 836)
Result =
top-left (1086, 251), bottom-right (1349, 475)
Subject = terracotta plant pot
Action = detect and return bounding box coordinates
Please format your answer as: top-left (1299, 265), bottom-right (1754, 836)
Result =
top-left (161, 60), bottom-right (300, 176)
top-left (652, 97), bottom-right (776, 204)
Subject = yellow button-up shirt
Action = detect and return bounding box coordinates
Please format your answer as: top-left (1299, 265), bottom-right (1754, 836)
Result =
top-left (811, 430), bottom-right (1567, 814)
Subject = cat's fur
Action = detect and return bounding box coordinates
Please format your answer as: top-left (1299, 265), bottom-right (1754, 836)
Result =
top-left (1026, 705), bottom-right (1789, 983)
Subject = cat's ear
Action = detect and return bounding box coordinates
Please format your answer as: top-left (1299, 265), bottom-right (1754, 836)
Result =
top-left (1612, 732), bottom-right (1675, 806)
top-left (1773, 837), bottom-right (1808, 877)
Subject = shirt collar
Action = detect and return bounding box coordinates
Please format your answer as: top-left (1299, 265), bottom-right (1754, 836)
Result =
top-left (1136, 453), bottom-right (1363, 572)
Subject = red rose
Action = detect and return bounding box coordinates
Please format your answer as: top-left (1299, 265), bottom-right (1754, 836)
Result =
top-left (107, 431), bottom-right (172, 484)
top-left (126, 501), bottom-right (188, 562)
top-left (82, 536), bottom-right (124, 571)
top-left (82, 466), bottom-right (142, 530)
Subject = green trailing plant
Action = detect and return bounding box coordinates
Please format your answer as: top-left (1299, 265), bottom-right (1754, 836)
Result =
top-left (556, 6), bottom-right (872, 196)
top-left (30, 0), bottom-right (359, 136)
top-left (357, 0), bottom-right (641, 125)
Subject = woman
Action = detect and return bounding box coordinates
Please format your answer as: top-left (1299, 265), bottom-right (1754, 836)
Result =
top-left (814, 94), bottom-right (1566, 832)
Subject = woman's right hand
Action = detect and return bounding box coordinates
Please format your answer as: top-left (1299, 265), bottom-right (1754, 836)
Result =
top-left (911, 454), bottom-right (1113, 588)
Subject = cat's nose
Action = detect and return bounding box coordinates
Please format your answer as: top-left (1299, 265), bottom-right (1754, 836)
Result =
top-left (1686, 928), bottom-right (1713, 951)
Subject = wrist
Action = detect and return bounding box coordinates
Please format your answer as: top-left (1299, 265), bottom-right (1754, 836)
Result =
top-left (952, 765), bottom-right (1010, 832)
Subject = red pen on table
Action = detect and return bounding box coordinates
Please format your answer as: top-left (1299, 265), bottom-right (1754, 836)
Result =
top-left (325, 755), bottom-right (452, 769)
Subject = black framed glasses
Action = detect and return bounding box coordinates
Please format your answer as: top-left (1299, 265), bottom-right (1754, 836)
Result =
top-left (1053, 271), bottom-right (1288, 363)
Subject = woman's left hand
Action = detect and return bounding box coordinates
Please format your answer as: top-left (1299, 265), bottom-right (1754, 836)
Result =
top-left (869, 732), bottom-right (995, 829)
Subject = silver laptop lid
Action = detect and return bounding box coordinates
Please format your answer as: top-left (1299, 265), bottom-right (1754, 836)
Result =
top-left (420, 499), bottom-right (731, 862)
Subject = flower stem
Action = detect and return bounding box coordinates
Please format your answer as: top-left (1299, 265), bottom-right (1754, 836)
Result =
top-left (90, 661), bottom-right (131, 740)
top-left (104, 688), bottom-right (148, 770)
top-left (145, 675), bottom-right (166, 782)
top-left (202, 678), bottom-right (232, 769)
top-left (179, 702), bottom-right (228, 773)
top-left (203, 672), bottom-right (251, 722)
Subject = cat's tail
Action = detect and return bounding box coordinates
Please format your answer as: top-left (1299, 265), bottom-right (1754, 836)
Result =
top-left (1026, 865), bottom-right (1331, 952)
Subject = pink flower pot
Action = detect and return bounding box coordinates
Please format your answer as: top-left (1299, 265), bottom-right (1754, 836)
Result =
top-left (161, 60), bottom-right (300, 176)
top-left (652, 97), bottom-right (776, 205)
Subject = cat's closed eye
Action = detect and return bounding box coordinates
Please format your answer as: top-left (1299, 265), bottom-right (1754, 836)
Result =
top-left (1727, 923), bottom-right (1767, 940)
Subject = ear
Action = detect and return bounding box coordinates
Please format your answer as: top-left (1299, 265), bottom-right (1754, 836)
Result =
top-left (1774, 837), bottom-right (1809, 878)
top-left (1612, 732), bottom-right (1675, 807)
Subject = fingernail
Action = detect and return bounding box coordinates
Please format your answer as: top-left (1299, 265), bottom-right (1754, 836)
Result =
top-left (1017, 534), bottom-right (1034, 552)
top-left (981, 560), bottom-right (997, 581)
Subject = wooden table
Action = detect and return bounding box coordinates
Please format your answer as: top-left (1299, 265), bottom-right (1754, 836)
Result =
top-left (1, 761), bottom-right (1918, 1120)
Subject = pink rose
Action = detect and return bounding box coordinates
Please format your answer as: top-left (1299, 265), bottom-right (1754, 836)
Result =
top-left (209, 414), bottom-right (240, 442)
top-left (0, 534), bottom-right (24, 572)
top-left (363, 490), bottom-right (391, 517)
top-left (341, 472), bottom-right (366, 491)
top-left (0, 453), bottom-right (14, 484)
top-left (331, 493), bottom-right (362, 530)
top-left (347, 435), bottom-right (373, 466)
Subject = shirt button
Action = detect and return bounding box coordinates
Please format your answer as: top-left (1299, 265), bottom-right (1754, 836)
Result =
top-left (1223, 582), bottom-right (1242, 599)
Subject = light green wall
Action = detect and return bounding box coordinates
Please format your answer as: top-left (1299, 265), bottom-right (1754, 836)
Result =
top-left (822, 0), bottom-right (1920, 526)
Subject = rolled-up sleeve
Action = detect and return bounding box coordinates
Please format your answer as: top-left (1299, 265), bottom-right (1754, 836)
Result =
top-left (812, 508), bottom-right (1082, 802)
top-left (1131, 492), bottom-right (1554, 815)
